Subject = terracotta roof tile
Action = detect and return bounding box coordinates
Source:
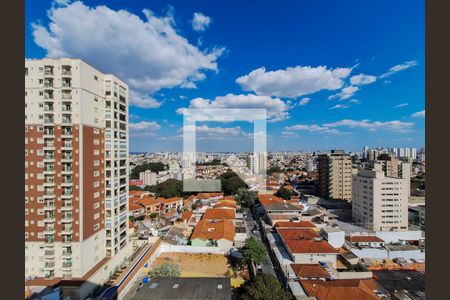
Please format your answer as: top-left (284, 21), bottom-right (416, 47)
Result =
top-left (300, 279), bottom-right (382, 300)
top-left (291, 264), bottom-right (331, 279)
top-left (190, 219), bottom-right (235, 242)
top-left (138, 196), bottom-right (160, 207)
top-left (203, 208), bottom-right (235, 220)
top-left (275, 221), bottom-right (316, 229)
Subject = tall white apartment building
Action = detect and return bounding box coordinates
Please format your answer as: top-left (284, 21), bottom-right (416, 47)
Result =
top-left (139, 170), bottom-right (157, 186)
top-left (246, 152), bottom-right (267, 175)
top-left (352, 163), bottom-right (410, 231)
top-left (25, 58), bottom-right (129, 280)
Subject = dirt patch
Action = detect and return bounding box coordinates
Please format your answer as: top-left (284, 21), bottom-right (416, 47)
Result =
top-left (151, 252), bottom-right (230, 277)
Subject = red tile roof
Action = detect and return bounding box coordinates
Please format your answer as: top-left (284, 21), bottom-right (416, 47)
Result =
top-left (214, 202), bottom-right (237, 209)
top-left (196, 192), bottom-right (224, 199)
top-left (129, 202), bottom-right (144, 212)
top-left (181, 211), bottom-right (193, 222)
top-left (159, 197), bottom-right (183, 204)
top-left (278, 229), bottom-right (321, 241)
top-left (275, 221), bottom-right (316, 229)
top-left (258, 194), bottom-right (284, 206)
top-left (290, 264), bottom-right (331, 279)
top-left (190, 219), bottom-right (235, 242)
top-left (346, 236), bottom-right (385, 243)
top-left (139, 196), bottom-right (160, 207)
top-left (300, 279), bottom-right (382, 300)
top-left (285, 240), bottom-right (339, 254)
top-left (203, 208), bottom-right (235, 220)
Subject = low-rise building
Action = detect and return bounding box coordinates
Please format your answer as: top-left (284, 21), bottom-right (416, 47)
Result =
top-left (190, 220), bottom-right (235, 251)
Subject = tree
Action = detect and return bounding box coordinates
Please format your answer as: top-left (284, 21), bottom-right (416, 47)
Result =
top-left (275, 187), bottom-right (297, 200)
top-left (241, 237), bottom-right (267, 265)
top-left (129, 185), bottom-right (143, 191)
top-left (240, 273), bottom-right (292, 300)
top-left (266, 166), bottom-right (282, 175)
top-left (145, 179), bottom-right (183, 198)
top-left (237, 188), bottom-right (258, 208)
top-left (149, 212), bottom-right (158, 220)
top-left (148, 262), bottom-right (181, 278)
top-left (220, 171), bottom-right (248, 195)
top-left (130, 162), bottom-right (167, 179)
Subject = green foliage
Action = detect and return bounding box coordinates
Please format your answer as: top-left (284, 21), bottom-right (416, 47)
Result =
top-left (220, 171), bottom-right (248, 195)
top-left (241, 237), bottom-right (267, 265)
top-left (240, 273), bottom-right (292, 300)
top-left (237, 188), bottom-right (258, 208)
top-left (197, 159), bottom-right (227, 166)
top-left (145, 179), bottom-right (183, 198)
top-left (148, 262), bottom-right (181, 278)
top-left (149, 212), bottom-right (158, 219)
top-left (130, 162), bottom-right (167, 179)
top-left (266, 166), bottom-right (282, 174)
top-left (129, 185), bottom-right (144, 191)
top-left (275, 187), bottom-right (298, 200)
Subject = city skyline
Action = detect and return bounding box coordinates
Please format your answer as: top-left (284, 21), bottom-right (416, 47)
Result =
top-left (26, 0), bottom-right (425, 152)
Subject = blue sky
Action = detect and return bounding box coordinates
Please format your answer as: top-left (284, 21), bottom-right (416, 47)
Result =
top-left (26, 0), bottom-right (425, 152)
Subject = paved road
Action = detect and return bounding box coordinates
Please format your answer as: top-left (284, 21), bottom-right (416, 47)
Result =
top-left (244, 208), bottom-right (288, 288)
top-left (243, 208), bottom-right (277, 277)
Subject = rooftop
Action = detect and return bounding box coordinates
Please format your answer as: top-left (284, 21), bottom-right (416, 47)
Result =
top-left (300, 279), bottom-right (384, 300)
top-left (203, 208), bottom-right (236, 220)
top-left (190, 219), bottom-right (235, 242)
top-left (132, 277), bottom-right (232, 300)
top-left (275, 221), bottom-right (316, 229)
top-left (291, 264), bottom-right (331, 279)
top-left (346, 236), bottom-right (385, 243)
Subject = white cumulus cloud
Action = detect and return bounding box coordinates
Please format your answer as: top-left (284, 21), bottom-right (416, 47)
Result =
top-left (31, 1), bottom-right (224, 108)
top-left (129, 121), bottom-right (161, 137)
top-left (323, 119), bottom-right (414, 133)
top-left (328, 86), bottom-right (359, 100)
top-left (299, 97), bottom-right (311, 106)
top-left (236, 65), bottom-right (353, 98)
top-left (380, 60), bottom-right (418, 78)
top-left (177, 93), bottom-right (289, 122)
top-left (329, 104), bottom-right (349, 110)
top-left (192, 12), bottom-right (211, 31)
top-left (411, 110), bottom-right (425, 118)
top-left (350, 73), bottom-right (377, 85)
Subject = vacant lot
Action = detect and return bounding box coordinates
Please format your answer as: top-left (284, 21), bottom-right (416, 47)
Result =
top-left (151, 252), bottom-right (230, 277)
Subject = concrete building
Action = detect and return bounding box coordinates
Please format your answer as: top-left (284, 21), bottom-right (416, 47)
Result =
top-left (352, 163), bottom-right (410, 231)
top-left (25, 58), bottom-right (129, 279)
top-left (246, 152), bottom-right (267, 175)
top-left (139, 170), bottom-right (157, 186)
top-left (318, 150), bottom-right (353, 201)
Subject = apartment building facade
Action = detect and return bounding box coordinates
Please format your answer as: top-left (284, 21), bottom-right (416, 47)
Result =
top-left (25, 58), bottom-right (129, 279)
top-left (318, 150), bottom-right (353, 201)
top-left (352, 163), bottom-right (410, 231)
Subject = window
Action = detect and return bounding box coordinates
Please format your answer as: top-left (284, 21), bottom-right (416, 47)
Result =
top-left (39, 79), bottom-right (43, 84)
top-left (25, 68), bottom-right (28, 76)
top-left (94, 223), bottom-right (100, 230)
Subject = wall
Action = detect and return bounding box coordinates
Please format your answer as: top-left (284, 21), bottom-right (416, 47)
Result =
top-left (293, 253), bottom-right (337, 268)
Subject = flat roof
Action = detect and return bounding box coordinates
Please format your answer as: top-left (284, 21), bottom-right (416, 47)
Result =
top-left (373, 270), bottom-right (425, 300)
top-left (132, 277), bottom-right (232, 300)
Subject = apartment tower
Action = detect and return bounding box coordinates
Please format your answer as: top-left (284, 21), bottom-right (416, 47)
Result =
top-left (352, 163), bottom-right (410, 231)
top-left (25, 58), bottom-right (129, 279)
top-left (318, 150), bottom-right (353, 201)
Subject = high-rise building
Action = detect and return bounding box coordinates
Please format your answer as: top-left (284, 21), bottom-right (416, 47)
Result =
top-left (318, 150), bottom-right (353, 201)
top-left (246, 152), bottom-right (267, 174)
top-left (352, 163), bottom-right (410, 231)
top-left (139, 170), bottom-right (157, 186)
top-left (362, 146), bottom-right (369, 159)
top-left (25, 58), bottom-right (129, 279)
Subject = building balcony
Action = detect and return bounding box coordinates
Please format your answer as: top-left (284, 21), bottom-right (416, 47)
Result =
top-left (43, 204), bottom-right (55, 211)
top-left (61, 69), bottom-right (72, 76)
top-left (61, 227), bottom-right (73, 234)
top-left (43, 216), bottom-right (55, 223)
top-left (43, 227), bottom-right (55, 234)
top-left (61, 181), bottom-right (73, 187)
top-left (61, 217), bottom-right (73, 223)
top-left (61, 205), bottom-right (73, 211)
top-left (44, 263), bottom-right (55, 270)
top-left (43, 181), bottom-right (55, 187)
top-left (44, 250), bottom-right (55, 257)
top-left (62, 251), bottom-right (72, 257)
top-left (43, 194), bottom-right (55, 199)
top-left (43, 169), bottom-right (55, 175)
top-left (62, 263), bottom-right (72, 270)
